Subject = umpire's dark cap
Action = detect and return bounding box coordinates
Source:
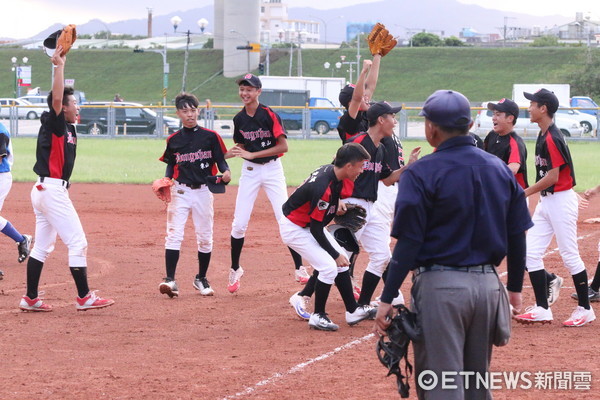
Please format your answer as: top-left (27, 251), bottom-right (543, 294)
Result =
top-left (523, 88), bottom-right (559, 114)
top-left (487, 98), bottom-right (519, 119)
top-left (366, 101), bottom-right (402, 123)
top-left (419, 90), bottom-right (472, 128)
top-left (236, 73), bottom-right (262, 88)
top-left (339, 84), bottom-right (356, 109)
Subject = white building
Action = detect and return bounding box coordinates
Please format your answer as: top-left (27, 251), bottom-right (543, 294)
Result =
top-left (260, 0), bottom-right (319, 44)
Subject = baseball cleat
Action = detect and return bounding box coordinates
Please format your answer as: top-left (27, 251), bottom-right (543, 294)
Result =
top-left (227, 266), bottom-right (244, 294)
top-left (563, 305), bottom-right (596, 327)
top-left (19, 295), bottom-right (52, 312)
top-left (193, 275), bottom-right (215, 296)
top-left (76, 291), bottom-right (114, 311)
top-left (547, 274), bottom-right (563, 306)
top-left (289, 292), bottom-right (311, 320)
top-left (370, 292), bottom-right (405, 307)
top-left (514, 305), bottom-right (553, 324)
top-left (0, 269), bottom-right (4, 280)
top-left (346, 304), bottom-right (377, 326)
top-left (308, 312), bottom-right (339, 331)
top-left (294, 266), bottom-right (310, 284)
top-left (159, 279), bottom-right (179, 298)
top-left (570, 287), bottom-right (600, 302)
top-left (17, 234), bottom-right (33, 263)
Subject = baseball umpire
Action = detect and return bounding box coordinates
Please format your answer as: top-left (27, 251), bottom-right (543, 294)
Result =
top-left (375, 90), bottom-right (532, 399)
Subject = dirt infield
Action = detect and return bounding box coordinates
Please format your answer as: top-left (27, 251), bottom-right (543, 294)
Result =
top-left (0, 182), bottom-right (599, 400)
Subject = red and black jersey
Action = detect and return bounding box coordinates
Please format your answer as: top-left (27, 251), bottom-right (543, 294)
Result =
top-left (346, 133), bottom-right (392, 201)
top-left (233, 103), bottom-right (286, 164)
top-left (33, 109), bottom-right (77, 181)
top-left (381, 135), bottom-right (404, 171)
top-left (484, 130), bottom-right (529, 189)
top-left (160, 125), bottom-right (229, 186)
top-left (534, 123), bottom-right (576, 195)
top-left (283, 164), bottom-right (347, 228)
top-left (337, 110), bottom-right (368, 143)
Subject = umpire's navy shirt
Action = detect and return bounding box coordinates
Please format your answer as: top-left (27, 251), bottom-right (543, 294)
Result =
top-left (391, 135), bottom-right (533, 267)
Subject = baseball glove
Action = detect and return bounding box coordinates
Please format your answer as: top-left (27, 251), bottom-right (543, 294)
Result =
top-left (367, 22), bottom-right (397, 57)
top-left (333, 203), bottom-right (367, 232)
top-left (57, 24), bottom-right (77, 56)
top-left (152, 177), bottom-right (174, 203)
top-left (376, 304), bottom-right (421, 398)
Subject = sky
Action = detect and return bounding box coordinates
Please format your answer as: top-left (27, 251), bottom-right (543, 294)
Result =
top-left (1, 0), bottom-right (598, 39)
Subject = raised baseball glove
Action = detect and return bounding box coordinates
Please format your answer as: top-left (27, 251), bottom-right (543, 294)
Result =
top-left (57, 24), bottom-right (77, 56)
top-left (376, 304), bottom-right (421, 398)
top-left (367, 22), bottom-right (397, 57)
top-left (152, 177), bottom-right (174, 203)
top-left (333, 203), bottom-right (367, 232)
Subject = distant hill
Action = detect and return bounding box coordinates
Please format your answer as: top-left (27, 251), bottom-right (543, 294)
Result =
top-left (26, 0), bottom-right (571, 42)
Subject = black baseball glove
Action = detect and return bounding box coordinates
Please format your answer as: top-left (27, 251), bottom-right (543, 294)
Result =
top-left (376, 304), bottom-right (421, 398)
top-left (333, 203), bottom-right (367, 232)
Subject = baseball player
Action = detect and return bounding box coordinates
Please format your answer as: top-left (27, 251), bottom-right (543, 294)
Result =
top-left (344, 101), bottom-right (420, 308)
top-left (157, 93), bottom-right (231, 298)
top-left (281, 143), bottom-right (376, 331)
top-left (483, 98), bottom-right (528, 190)
top-left (514, 88), bottom-right (595, 326)
top-left (374, 89), bottom-right (532, 399)
top-left (337, 57), bottom-right (380, 142)
top-left (1, 122), bottom-right (32, 272)
top-left (227, 73), bottom-right (307, 293)
top-left (572, 184), bottom-right (600, 301)
top-left (21, 45), bottom-right (114, 312)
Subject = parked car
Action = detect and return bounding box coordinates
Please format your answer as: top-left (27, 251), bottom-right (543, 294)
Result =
top-left (17, 95), bottom-right (49, 115)
top-left (474, 103), bottom-right (584, 138)
top-left (556, 107), bottom-right (597, 135)
top-left (76, 102), bottom-right (180, 135)
top-left (570, 96), bottom-right (599, 117)
top-left (0, 98), bottom-right (42, 119)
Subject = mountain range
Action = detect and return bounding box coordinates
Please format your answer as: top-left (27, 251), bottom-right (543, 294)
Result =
top-left (22, 0), bottom-right (574, 43)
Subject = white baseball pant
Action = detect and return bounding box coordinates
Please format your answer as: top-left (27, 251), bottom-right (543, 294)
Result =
top-left (0, 172), bottom-right (12, 229)
top-left (279, 216), bottom-right (348, 284)
top-left (165, 182), bottom-right (214, 252)
top-left (231, 158), bottom-right (288, 239)
top-left (526, 189), bottom-right (585, 275)
top-left (344, 197), bottom-right (391, 277)
top-left (30, 178), bottom-right (88, 267)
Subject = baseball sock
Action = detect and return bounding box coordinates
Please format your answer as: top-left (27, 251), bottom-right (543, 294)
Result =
top-left (528, 270), bottom-right (549, 309)
top-left (358, 271), bottom-right (380, 306)
top-left (26, 257), bottom-right (44, 299)
top-left (0, 221), bottom-right (24, 243)
top-left (289, 247), bottom-right (303, 269)
top-left (590, 262), bottom-right (600, 292)
top-left (572, 270), bottom-right (591, 310)
top-left (165, 249), bottom-right (179, 280)
top-left (299, 270), bottom-right (318, 297)
top-left (335, 270), bottom-right (358, 313)
top-left (230, 236), bottom-right (244, 270)
top-left (313, 279), bottom-right (332, 315)
top-left (197, 251), bottom-right (211, 278)
top-left (70, 267), bottom-right (90, 299)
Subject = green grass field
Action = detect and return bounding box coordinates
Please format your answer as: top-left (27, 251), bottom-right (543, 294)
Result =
top-left (9, 137), bottom-right (600, 190)
top-left (0, 47), bottom-right (594, 104)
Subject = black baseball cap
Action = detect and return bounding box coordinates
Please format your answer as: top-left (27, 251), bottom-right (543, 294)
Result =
top-left (205, 175), bottom-right (228, 194)
top-left (419, 90), bottom-right (472, 128)
top-left (523, 88), bottom-right (559, 114)
top-left (487, 98), bottom-right (519, 119)
top-left (236, 73), bottom-right (262, 88)
top-left (43, 29), bottom-right (62, 57)
top-left (339, 84), bottom-right (355, 109)
top-left (366, 101), bottom-right (402, 123)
